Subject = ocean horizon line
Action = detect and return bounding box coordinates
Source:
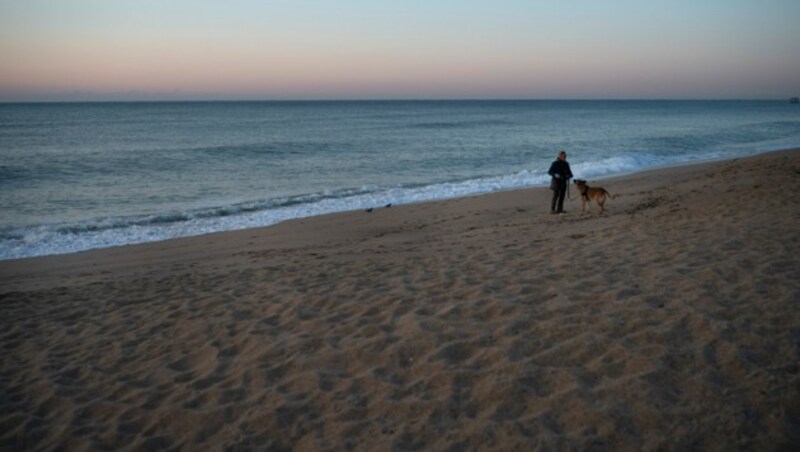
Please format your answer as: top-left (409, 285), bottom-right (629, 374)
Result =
top-left (1, 97), bottom-right (796, 105)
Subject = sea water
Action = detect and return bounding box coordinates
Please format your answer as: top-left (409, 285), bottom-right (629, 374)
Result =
top-left (1, 100), bottom-right (799, 260)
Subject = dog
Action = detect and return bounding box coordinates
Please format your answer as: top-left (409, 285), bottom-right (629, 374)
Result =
top-left (573, 179), bottom-right (614, 214)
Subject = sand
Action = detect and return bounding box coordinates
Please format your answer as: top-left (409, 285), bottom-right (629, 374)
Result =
top-left (2, 149), bottom-right (799, 450)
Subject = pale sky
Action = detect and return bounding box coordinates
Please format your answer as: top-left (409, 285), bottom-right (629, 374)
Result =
top-left (1, 0), bottom-right (799, 101)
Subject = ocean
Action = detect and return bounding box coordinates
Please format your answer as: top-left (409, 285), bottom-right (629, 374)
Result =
top-left (1, 100), bottom-right (799, 260)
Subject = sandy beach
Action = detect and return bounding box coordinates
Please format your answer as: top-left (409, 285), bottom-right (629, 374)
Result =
top-left (1, 149), bottom-right (799, 450)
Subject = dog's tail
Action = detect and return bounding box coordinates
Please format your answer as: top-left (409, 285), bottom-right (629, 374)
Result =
top-left (605, 189), bottom-right (614, 199)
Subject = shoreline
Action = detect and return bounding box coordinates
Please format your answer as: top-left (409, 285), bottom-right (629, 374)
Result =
top-left (2, 148), bottom-right (799, 449)
top-left (1, 147), bottom-right (796, 265)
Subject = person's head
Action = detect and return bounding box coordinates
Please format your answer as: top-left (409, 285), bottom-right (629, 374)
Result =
top-left (557, 151), bottom-right (567, 161)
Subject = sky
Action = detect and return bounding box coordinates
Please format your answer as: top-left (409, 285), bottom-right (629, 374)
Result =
top-left (1, 0), bottom-right (799, 101)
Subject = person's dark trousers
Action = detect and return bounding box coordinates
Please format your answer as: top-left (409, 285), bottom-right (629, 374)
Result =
top-left (551, 181), bottom-right (567, 213)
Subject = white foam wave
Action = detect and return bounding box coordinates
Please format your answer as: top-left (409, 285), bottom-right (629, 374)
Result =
top-left (0, 169), bottom-right (551, 259)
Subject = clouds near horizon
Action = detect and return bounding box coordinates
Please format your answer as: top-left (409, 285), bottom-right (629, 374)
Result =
top-left (1, 0), bottom-right (799, 101)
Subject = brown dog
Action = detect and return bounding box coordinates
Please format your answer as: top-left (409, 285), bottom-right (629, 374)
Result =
top-left (573, 179), bottom-right (614, 214)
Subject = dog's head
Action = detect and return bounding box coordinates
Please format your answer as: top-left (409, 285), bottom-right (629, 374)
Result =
top-left (573, 179), bottom-right (587, 187)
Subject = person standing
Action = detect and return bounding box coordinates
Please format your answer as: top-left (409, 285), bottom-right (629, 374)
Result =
top-left (548, 151), bottom-right (573, 214)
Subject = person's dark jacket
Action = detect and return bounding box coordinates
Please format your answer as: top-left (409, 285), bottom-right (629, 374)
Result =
top-left (548, 159), bottom-right (573, 187)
